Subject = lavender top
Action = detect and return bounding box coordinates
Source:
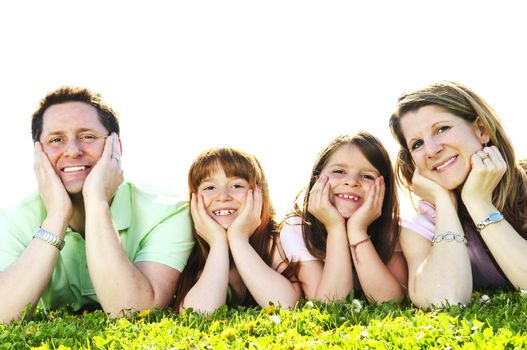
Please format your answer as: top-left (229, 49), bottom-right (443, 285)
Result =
top-left (401, 201), bottom-right (509, 290)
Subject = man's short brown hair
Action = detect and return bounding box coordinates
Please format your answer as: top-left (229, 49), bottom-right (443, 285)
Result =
top-left (31, 86), bottom-right (120, 142)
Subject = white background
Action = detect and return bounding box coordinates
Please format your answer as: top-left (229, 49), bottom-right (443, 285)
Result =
top-left (1, 1), bottom-right (526, 218)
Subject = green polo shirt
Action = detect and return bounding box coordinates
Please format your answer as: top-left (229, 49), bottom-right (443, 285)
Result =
top-left (0, 181), bottom-right (194, 311)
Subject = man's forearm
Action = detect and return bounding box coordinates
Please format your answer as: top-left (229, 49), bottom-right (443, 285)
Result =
top-left (84, 201), bottom-right (159, 316)
top-left (0, 217), bottom-right (66, 323)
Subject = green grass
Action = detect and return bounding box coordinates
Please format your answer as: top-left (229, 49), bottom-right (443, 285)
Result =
top-left (1, 290), bottom-right (526, 349)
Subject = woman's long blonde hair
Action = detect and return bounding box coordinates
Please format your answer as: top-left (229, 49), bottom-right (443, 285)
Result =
top-left (389, 81), bottom-right (527, 235)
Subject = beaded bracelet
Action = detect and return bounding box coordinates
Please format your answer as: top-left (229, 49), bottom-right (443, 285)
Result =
top-left (349, 235), bottom-right (371, 264)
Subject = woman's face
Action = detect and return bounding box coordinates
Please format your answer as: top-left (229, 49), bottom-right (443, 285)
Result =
top-left (197, 165), bottom-right (250, 229)
top-left (400, 105), bottom-right (488, 190)
top-left (318, 143), bottom-right (380, 218)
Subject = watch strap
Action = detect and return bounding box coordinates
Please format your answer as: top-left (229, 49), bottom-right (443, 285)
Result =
top-left (33, 227), bottom-right (65, 251)
top-left (476, 212), bottom-right (504, 232)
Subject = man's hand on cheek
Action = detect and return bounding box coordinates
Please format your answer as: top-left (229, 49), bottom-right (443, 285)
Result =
top-left (83, 133), bottom-right (124, 203)
top-left (34, 142), bottom-right (72, 222)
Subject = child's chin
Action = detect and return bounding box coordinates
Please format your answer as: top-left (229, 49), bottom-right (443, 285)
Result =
top-left (215, 219), bottom-right (233, 229)
top-left (337, 207), bottom-right (356, 219)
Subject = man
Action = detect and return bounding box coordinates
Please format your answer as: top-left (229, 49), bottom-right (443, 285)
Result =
top-left (0, 86), bottom-right (193, 323)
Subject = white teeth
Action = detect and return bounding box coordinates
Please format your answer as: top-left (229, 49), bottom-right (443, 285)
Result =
top-left (63, 166), bottom-right (86, 173)
top-left (435, 156), bottom-right (456, 171)
top-left (213, 209), bottom-right (235, 216)
top-left (337, 194), bottom-right (359, 201)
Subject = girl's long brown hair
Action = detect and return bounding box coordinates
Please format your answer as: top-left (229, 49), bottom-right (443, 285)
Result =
top-left (174, 147), bottom-right (296, 310)
top-left (290, 132), bottom-right (400, 264)
top-left (389, 81), bottom-right (527, 237)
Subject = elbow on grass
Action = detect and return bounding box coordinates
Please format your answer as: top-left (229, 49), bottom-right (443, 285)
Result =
top-left (410, 291), bottom-right (472, 309)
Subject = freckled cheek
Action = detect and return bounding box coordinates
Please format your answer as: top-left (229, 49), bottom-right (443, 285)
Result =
top-left (233, 190), bottom-right (249, 202)
top-left (197, 192), bottom-right (214, 209)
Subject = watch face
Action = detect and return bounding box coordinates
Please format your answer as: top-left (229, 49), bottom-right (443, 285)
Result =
top-left (489, 212), bottom-right (504, 221)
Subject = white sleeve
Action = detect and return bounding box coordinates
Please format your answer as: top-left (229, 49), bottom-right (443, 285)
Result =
top-left (279, 217), bottom-right (318, 262)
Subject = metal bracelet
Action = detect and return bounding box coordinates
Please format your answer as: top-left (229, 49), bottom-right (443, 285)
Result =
top-left (432, 232), bottom-right (467, 246)
top-left (33, 227), bottom-right (65, 251)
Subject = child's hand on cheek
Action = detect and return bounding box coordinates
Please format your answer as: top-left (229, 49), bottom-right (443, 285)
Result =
top-left (347, 176), bottom-right (384, 234)
top-left (190, 193), bottom-right (227, 246)
top-left (308, 175), bottom-right (345, 231)
top-left (227, 187), bottom-right (262, 241)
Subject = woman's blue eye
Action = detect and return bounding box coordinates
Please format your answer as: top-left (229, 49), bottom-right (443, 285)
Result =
top-left (411, 140), bottom-right (423, 150)
top-left (361, 174), bottom-right (375, 180)
top-left (437, 126), bottom-right (450, 134)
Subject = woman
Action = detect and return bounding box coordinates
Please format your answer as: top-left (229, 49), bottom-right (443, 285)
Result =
top-left (280, 132), bottom-right (407, 303)
top-left (390, 81), bottom-right (527, 308)
top-left (174, 147), bottom-right (300, 313)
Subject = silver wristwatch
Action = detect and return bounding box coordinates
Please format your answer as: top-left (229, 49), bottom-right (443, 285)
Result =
top-left (33, 228), bottom-right (65, 250)
top-left (476, 212), bottom-right (504, 232)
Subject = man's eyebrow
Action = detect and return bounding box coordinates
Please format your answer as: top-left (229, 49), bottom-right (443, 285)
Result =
top-left (43, 128), bottom-right (101, 136)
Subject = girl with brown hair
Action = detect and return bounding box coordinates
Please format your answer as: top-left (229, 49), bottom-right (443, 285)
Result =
top-left (174, 147), bottom-right (300, 313)
top-left (280, 132), bottom-right (407, 303)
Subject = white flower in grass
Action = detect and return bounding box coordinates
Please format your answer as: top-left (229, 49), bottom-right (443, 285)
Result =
top-left (270, 315), bottom-right (281, 324)
top-left (479, 294), bottom-right (490, 303)
top-left (304, 301), bottom-right (314, 308)
top-left (520, 289), bottom-right (527, 295)
top-left (360, 330), bottom-right (368, 338)
top-left (352, 299), bottom-right (363, 313)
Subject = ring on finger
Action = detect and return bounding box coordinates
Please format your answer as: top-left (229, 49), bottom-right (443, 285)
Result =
top-left (111, 154), bottom-right (120, 161)
top-left (480, 152), bottom-right (490, 161)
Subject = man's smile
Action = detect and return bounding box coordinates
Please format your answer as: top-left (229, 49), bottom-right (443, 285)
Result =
top-left (62, 165), bottom-right (90, 173)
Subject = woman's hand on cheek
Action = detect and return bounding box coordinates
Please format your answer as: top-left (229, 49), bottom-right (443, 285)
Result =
top-left (461, 146), bottom-right (507, 204)
top-left (307, 175), bottom-right (345, 230)
top-left (227, 187), bottom-right (262, 241)
top-left (190, 193), bottom-right (227, 245)
top-left (412, 168), bottom-right (455, 206)
top-left (347, 176), bottom-right (384, 233)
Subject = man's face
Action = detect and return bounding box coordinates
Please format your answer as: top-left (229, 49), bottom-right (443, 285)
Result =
top-left (40, 102), bottom-right (108, 194)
